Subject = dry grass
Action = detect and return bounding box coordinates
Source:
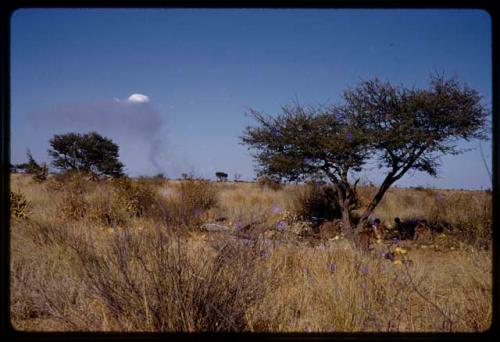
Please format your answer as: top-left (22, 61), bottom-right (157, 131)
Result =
top-left (9, 174), bottom-right (492, 332)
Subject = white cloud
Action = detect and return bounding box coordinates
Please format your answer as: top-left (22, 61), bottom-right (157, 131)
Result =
top-left (127, 93), bottom-right (150, 103)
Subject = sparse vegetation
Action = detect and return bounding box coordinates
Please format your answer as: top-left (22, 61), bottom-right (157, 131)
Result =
top-left (10, 174), bottom-right (492, 332)
top-left (241, 75), bottom-right (489, 237)
top-left (256, 175), bottom-right (282, 191)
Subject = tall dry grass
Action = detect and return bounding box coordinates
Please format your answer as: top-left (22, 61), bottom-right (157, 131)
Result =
top-left (9, 174), bottom-right (492, 332)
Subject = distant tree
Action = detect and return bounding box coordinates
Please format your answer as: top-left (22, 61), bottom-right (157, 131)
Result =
top-left (215, 172), bottom-right (228, 182)
top-left (181, 172), bottom-right (196, 180)
top-left (241, 75), bottom-right (488, 238)
top-left (48, 131), bottom-right (124, 178)
top-left (16, 150), bottom-right (48, 182)
top-left (154, 172), bottom-right (166, 180)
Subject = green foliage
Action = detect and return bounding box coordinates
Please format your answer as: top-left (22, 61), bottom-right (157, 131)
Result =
top-left (342, 75), bottom-right (488, 178)
top-left (215, 172), bottom-right (228, 182)
top-left (241, 75), bottom-right (489, 230)
top-left (48, 131), bottom-right (124, 178)
top-left (241, 104), bottom-right (368, 183)
top-left (16, 150), bottom-right (48, 183)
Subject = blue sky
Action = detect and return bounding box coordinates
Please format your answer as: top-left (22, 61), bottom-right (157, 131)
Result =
top-left (11, 9), bottom-right (492, 189)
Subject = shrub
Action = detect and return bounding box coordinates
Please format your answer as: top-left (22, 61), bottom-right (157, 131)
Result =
top-left (66, 227), bottom-right (270, 331)
top-left (32, 164), bottom-right (48, 183)
top-left (293, 181), bottom-right (341, 225)
top-left (51, 172), bottom-right (93, 221)
top-left (167, 179), bottom-right (218, 227)
top-left (111, 177), bottom-right (162, 218)
top-left (10, 190), bottom-right (30, 219)
top-left (58, 190), bottom-right (89, 221)
top-left (86, 186), bottom-right (130, 228)
top-left (46, 170), bottom-right (96, 193)
top-left (15, 150), bottom-right (48, 183)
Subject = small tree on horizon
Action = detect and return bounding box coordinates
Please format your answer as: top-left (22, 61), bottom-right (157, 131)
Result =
top-left (48, 131), bottom-right (124, 178)
top-left (241, 75), bottom-right (488, 238)
top-left (215, 172), bottom-right (228, 182)
top-left (15, 150), bottom-right (48, 182)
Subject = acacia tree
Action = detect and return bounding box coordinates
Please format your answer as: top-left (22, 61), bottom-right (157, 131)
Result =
top-left (241, 75), bottom-right (488, 237)
top-left (241, 104), bottom-right (369, 232)
top-left (215, 172), bottom-right (228, 182)
top-left (48, 131), bottom-right (124, 178)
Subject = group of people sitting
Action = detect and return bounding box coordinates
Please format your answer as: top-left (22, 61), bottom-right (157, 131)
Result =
top-left (366, 217), bottom-right (432, 242)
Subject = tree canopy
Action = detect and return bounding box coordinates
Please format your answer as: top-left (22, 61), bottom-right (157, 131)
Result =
top-left (241, 75), bottom-right (488, 236)
top-left (215, 172), bottom-right (229, 182)
top-left (48, 131), bottom-right (124, 178)
top-left (15, 150), bottom-right (48, 182)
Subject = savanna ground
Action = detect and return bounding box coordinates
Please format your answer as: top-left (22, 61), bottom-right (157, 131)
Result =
top-left (9, 173), bottom-right (492, 332)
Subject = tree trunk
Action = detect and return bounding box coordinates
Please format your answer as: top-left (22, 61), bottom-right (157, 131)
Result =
top-left (340, 204), bottom-right (353, 238)
top-left (357, 177), bottom-right (395, 231)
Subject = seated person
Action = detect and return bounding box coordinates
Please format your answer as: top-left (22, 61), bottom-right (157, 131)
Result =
top-left (372, 218), bottom-right (386, 240)
top-left (414, 220), bottom-right (432, 243)
top-left (395, 217), bottom-right (418, 240)
top-left (394, 217), bottom-right (403, 239)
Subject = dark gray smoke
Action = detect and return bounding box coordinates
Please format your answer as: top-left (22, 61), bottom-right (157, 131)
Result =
top-left (20, 97), bottom-right (168, 176)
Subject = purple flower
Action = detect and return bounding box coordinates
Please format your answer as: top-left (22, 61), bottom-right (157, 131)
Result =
top-left (271, 128), bottom-right (279, 136)
top-left (235, 221), bottom-right (243, 230)
top-left (315, 180), bottom-right (322, 188)
top-left (328, 263), bottom-right (337, 274)
top-left (346, 131), bottom-right (353, 142)
top-left (272, 204), bottom-right (282, 214)
top-left (260, 250), bottom-right (269, 258)
top-left (277, 220), bottom-right (286, 231)
top-left (360, 266), bottom-right (369, 274)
